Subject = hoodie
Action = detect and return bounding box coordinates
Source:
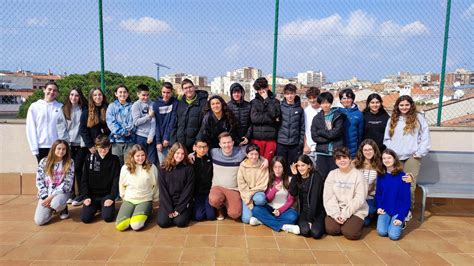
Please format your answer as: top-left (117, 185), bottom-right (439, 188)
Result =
top-left (106, 100), bottom-right (135, 143)
top-left (227, 83), bottom-right (252, 142)
top-left (237, 157), bottom-right (269, 209)
top-left (131, 100), bottom-right (156, 141)
top-left (363, 110), bottom-right (390, 151)
top-left (26, 99), bottom-right (63, 155)
top-left (153, 96), bottom-right (178, 145)
top-left (57, 105), bottom-right (86, 147)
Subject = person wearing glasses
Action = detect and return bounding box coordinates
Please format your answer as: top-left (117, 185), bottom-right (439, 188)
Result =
top-left (191, 139), bottom-right (215, 221)
top-left (80, 134), bottom-right (121, 223)
top-left (176, 79), bottom-right (209, 152)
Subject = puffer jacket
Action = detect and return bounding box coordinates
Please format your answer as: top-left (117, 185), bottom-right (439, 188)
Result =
top-left (277, 96), bottom-right (305, 147)
top-left (250, 90), bottom-right (281, 140)
top-left (176, 90), bottom-right (209, 149)
top-left (311, 108), bottom-right (345, 155)
top-left (338, 104), bottom-right (364, 157)
top-left (227, 83), bottom-right (252, 143)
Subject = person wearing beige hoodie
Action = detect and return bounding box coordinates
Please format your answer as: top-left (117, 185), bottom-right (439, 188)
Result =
top-left (323, 147), bottom-right (368, 240)
top-left (237, 144), bottom-right (269, 224)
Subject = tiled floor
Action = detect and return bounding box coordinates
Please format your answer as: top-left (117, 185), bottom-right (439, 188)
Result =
top-left (0, 195), bottom-right (473, 265)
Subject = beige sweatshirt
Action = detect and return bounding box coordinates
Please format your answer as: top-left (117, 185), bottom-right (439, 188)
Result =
top-left (119, 164), bottom-right (159, 204)
top-left (237, 158), bottom-right (269, 209)
top-left (323, 167), bottom-right (368, 220)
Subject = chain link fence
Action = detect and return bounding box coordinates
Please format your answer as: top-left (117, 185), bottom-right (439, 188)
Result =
top-left (1, 0), bottom-right (473, 126)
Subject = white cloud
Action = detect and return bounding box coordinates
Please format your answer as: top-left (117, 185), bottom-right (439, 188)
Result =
top-left (462, 3), bottom-right (474, 19)
top-left (223, 44), bottom-right (240, 60)
top-left (119, 17), bottom-right (171, 34)
top-left (281, 10), bottom-right (429, 41)
top-left (26, 17), bottom-right (48, 27)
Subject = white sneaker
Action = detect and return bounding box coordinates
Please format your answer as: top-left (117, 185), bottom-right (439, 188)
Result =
top-left (59, 206), bottom-right (69, 220)
top-left (66, 198), bottom-right (73, 204)
top-left (405, 211), bottom-right (412, 222)
top-left (249, 217), bottom-right (262, 226)
top-left (282, 224), bottom-right (300, 235)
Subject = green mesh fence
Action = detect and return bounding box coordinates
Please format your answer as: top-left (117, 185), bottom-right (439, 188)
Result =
top-left (1, 0), bottom-right (473, 125)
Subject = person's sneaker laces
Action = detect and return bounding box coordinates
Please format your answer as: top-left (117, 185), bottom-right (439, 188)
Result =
top-left (59, 206), bottom-right (69, 220)
top-left (249, 217), bottom-right (262, 226)
top-left (282, 224), bottom-right (300, 235)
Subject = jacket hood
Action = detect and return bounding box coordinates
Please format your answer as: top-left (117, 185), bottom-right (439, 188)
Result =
top-left (196, 90), bottom-right (209, 100)
top-left (240, 158), bottom-right (264, 168)
top-left (340, 103), bottom-right (360, 113)
top-left (282, 95), bottom-right (301, 107)
top-left (230, 83), bottom-right (245, 101)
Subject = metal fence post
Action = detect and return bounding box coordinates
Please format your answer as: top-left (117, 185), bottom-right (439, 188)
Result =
top-left (271, 0), bottom-right (280, 94)
top-left (98, 0), bottom-right (106, 93)
top-left (437, 0), bottom-right (452, 126)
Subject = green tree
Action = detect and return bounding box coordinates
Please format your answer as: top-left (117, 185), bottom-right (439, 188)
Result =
top-left (18, 71), bottom-right (161, 118)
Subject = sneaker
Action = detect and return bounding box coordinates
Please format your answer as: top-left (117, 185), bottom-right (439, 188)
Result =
top-left (59, 206), bottom-right (69, 220)
top-left (402, 221), bottom-right (407, 230)
top-left (216, 209), bottom-right (225, 221)
top-left (66, 198), bottom-right (73, 204)
top-left (405, 211), bottom-right (412, 222)
top-left (249, 217), bottom-right (262, 226)
top-left (71, 196), bottom-right (84, 206)
top-left (282, 224), bottom-right (300, 235)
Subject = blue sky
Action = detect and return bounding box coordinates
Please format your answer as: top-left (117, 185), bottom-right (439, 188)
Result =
top-left (2, 0), bottom-right (473, 82)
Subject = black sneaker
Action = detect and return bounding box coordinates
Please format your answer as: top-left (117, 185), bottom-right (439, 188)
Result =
top-left (59, 206), bottom-right (69, 220)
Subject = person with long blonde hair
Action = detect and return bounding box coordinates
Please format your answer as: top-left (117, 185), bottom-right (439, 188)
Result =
top-left (157, 143), bottom-right (194, 228)
top-left (34, 140), bottom-right (74, 225)
top-left (116, 145), bottom-right (159, 231)
top-left (384, 95), bottom-right (430, 215)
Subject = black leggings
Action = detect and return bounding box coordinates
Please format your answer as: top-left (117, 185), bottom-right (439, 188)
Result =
top-left (81, 197), bottom-right (115, 223)
top-left (157, 207), bottom-right (192, 228)
top-left (298, 212), bottom-right (325, 239)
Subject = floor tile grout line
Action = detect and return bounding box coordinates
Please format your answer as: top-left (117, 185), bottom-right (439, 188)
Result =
top-left (362, 237), bottom-right (389, 266)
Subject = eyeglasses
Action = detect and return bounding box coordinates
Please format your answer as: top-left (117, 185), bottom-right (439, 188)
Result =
top-left (195, 145), bottom-right (208, 149)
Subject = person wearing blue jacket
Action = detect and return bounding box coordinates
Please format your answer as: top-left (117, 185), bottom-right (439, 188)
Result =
top-left (153, 82), bottom-right (178, 166)
top-left (376, 149), bottom-right (411, 241)
top-left (106, 85), bottom-right (135, 166)
top-left (338, 88), bottom-right (364, 157)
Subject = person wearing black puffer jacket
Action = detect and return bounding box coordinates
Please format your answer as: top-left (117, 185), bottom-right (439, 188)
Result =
top-left (311, 92), bottom-right (345, 179)
top-left (250, 77), bottom-right (281, 162)
top-left (277, 84), bottom-right (305, 168)
top-left (176, 79), bottom-right (209, 152)
top-left (227, 83), bottom-right (252, 146)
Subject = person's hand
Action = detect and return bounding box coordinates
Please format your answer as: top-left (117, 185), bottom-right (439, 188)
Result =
top-left (83, 198), bottom-right (92, 206)
top-left (153, 201), bottom-right (160, 209)
top-left (272, 209), bottom-right (280, 216)
top-left (41, 195), bottom-right (53, 207)
top-left (290, 163), bottom-right (298, 175)
top-left (335, 216), bottom-right (345, 225)
top-left (163, 140), bottom-right (169, 148)
top-left (393, 219), bottom-right (402, 226)
top-left (103, 199), bottom-right (114, 207)
top-left (377, 208), bottom-right (385, 215)
top-left (168, 212), bottom-right (174, 218)
top-left (413, 154), bottom-right (421, 159)
top-left (303, 144), bottom-right (310, 155)
top-left (147, 137), bottom-right (153, 144)
top-left (275, 182), bottom-right (283, 191)
top-left (260, 158), bottom-right (269, 169)
top-left (156, 143), bottom-right (163, 152)
top-left (169, 211), bottom-right (179, 218)
top-left (402, 174), bottom-right (414, 183)
top-left (188, 152), bottom-right (196, 164)
top-left (239, 137), bottom-right (249, 146)
top-left (148, 108), bottom-right (155, 118)
top-left (89, 146), bottom-right (97, 154)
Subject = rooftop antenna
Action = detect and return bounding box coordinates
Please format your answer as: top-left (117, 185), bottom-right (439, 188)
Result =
top-left (154, 63), bottom-right (171, 81)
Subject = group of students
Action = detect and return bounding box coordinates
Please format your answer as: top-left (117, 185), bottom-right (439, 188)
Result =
top-left (27, 76), bottom-right (430, 241)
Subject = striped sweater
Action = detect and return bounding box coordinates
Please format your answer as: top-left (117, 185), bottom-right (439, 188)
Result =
top-left (210, 147), bottom-right (246, 190)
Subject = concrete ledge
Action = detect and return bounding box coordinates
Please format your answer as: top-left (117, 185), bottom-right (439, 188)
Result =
top-left (21, 173), bottom-right (36, 195)
top-left (0, 173), bottom-right (21, 194)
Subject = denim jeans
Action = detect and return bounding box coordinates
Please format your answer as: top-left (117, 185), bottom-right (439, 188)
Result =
top-left (364, 198), bottom-right (376, 226)
top-left (377, 213), bottom-right (403, 240)
top-left (252, 205), bottom-right (298, 231)
top-left (241, 192), bottom-right (267, 224)
top-left (135, 135), bottom-right (157, 165)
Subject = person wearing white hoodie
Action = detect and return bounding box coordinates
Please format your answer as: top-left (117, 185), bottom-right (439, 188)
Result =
top-left (384, 95), bottom-right (430, 212)
top-left (26, 81), bottom-right (63, 163)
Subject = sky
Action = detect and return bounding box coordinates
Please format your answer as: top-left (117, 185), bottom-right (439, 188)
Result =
top-left (1, 0), bottom-right (473, 82)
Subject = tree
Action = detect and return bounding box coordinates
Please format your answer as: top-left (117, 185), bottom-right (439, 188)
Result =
top-left (18, 71), bottom-right (163, 118)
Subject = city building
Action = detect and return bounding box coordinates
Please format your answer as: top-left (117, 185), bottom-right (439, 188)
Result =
top-left (297, 70), bottom-right (326, 87)
top-left (446, 68), bottom-right (474, 87)
top-left (161, 73), bottom-right (208, 88)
